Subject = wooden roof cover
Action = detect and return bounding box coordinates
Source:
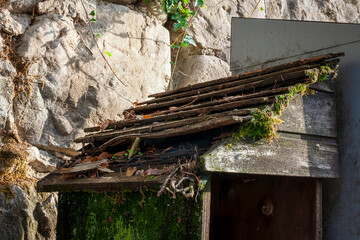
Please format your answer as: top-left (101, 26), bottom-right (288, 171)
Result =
top-left (37, 52), bottom-right (343, 192)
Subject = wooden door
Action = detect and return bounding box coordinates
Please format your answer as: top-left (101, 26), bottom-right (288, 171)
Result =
top-left (210, 173), bottom-right (321, 240)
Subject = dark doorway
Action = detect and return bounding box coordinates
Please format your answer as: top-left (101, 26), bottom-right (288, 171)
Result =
top-left (210, 173), bottom-right (319, 240)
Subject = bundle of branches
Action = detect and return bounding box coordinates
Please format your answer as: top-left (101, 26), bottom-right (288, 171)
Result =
top-left (157, 148), bottom-right (200, 200)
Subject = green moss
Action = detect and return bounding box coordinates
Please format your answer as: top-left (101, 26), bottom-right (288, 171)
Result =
top-left (57, 191), bottom-right (202, 240)
top-left (228, 63), bottom-right (338, 146)
top-left (306, 63), bottom-right (337, 83)
top-left (230, 83), bottom-right (310, 145)
top-left (232, 110), bottom-right (283, 144)
top-left (199, 156), bottom-right (205, 170)
top-left (273, 83), bottom-right (311, 116)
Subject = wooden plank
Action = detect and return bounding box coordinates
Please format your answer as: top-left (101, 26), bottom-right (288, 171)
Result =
top-left (139, 69), bottom-right (311, 106)
top-left (148, 53), bottom-right (343, 98)
top-left (131, 86), bottom-right (290, 120)
top-left (85, 95), bottom-right (269, 133)
top-left (201, 176), bottom-right (211, 240)
top-left (315, 180), bottom-right (322, 240)
top-left (97, 116), bottom-right (252, 151)
top-left (32, 143), bottom-right (80, 157)
top-left (130, 75), bottom-right (309, 114)
top-left (278, 92), bottom-right (337, 138)
top-left (37, 172), bottom-right (167, 192)
top-left (202, 132), bottom-right (339, 178)
top-left (85, 106), bottom-right (251, 133)
top-left (57, 159), bottom-right (111, 174)
top-left (76, 109), bottom-right (255, 143)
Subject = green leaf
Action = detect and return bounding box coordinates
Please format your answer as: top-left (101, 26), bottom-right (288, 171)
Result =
top-left (174, 22), bottom-right (186, 31)
top-left (183, 35), bottom-right (196, 47)
top-left (89, 10), bottom-right (96, 16)
top-left (170, 61), bottom-right (175, 65)
top-left (161, 0), bottom-right (166, 11)
top-left (143, 0), bottom-right (151, 3)
top-left (96, 33), bottom-right (101, 38)
top-left (195, 0), bottom-right (204, 7)
top-left (90, 18), bottom-right (96, 22)
top-left (260, 7), bottom-right (264, 11)
top-left (105, 51), bottom-right (112, 57)
top-left (171, 44), bottom-right (180, 48)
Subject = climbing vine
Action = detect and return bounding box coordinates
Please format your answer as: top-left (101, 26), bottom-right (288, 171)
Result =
top-left (158, 0), bottom-right (205, 88)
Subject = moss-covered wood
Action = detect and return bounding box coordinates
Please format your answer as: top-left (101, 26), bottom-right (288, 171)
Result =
top-left (57, 191), bottom-right (202, 240)
top-left (202, 132), bottom-right (338, 178)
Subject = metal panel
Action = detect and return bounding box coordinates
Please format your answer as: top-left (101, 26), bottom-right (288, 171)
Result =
top-left (230, 18), bottom-right (360, 240)
top-left (230, 18), bottom-right (360, 73)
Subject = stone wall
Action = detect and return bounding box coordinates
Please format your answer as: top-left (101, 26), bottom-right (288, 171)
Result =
top-left (0, 0), bottom-right (359, 239)
top-left (0, 0), bottom-right (171, 239)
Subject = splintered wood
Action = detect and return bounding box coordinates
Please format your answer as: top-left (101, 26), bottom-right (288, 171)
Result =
top-left (37, 52), bottom-right (343, 193)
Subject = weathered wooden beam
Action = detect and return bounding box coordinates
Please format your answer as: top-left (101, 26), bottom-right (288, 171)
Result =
top-left (139, 86), bottom-right (290, 117)
top-left (139, 68), bottom-right (313, 106)
top-left (148, 53), bottom-right (343, 98)
top-left (97, 115), bottom-right (253, 151)
top-left (278, 92), bottom-right (337, 138)
top-left (57, 159), bottom-right (110, 174)
top-left (202, 132), bottom-right (339, 178)
top-left (76, 109), bottom-right (255, 143)
top-left (31, 143), bottom-right (80, 157)
top-left (315, 180), bottom-right (322, 240)
top-left (201, 176), bottom-right (211, 240)
top-left (129, 73), bottom-right (309, 114)
top-left (110, 148), bottom-right (204, 169)
top-left (85, 95), bottom-right (271, 133)
top-left (37, 172), bottom-right (167, 192)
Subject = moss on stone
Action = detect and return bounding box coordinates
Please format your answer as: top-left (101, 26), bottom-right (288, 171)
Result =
top-left (0, 141), bottom-right (35, 197)
top-left (57, 191), bottom-right (202, 240)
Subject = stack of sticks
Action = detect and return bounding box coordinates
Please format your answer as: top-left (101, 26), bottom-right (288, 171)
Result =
top-left (75, 52), bottom-right (343, 156)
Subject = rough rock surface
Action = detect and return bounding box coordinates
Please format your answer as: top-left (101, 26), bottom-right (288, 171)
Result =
top-left (0, 35), bottom-right (3, 52)
top-left (36, 0), bottom-right (82, 19)
top-left (137, 0), bottom-right (168, 25)
top-left (0, 9), bottom-right (32, 36)
top-left (0, 58), bottom-right (16, 131)
top-left (173, 55), bottom-right (231, 89)
top-left (265, 0), bottom-right (360, 23)
top-left (4, 0), bottom-right (43, 14)
top-left (13, 1), bottom-right (170, 147)
top-left (104, 0), bottom-right (138, 5)
top-left (0, 186), bottom-right (58, 240)
top-left (1, 1), bottom-right (170, 239)
top-left (26, 146), bottom-right (58, 173)
top-left (171, 0), bottom-right (266, 89)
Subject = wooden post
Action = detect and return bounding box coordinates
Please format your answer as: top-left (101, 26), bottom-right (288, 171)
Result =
top-left (315, 179), bottom-right (322, 240)
top-left (201, 176), bottom-right (211, 240)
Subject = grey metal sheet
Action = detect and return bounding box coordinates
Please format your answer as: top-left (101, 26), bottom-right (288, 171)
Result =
top-left (230, 18), bottom-right (360, 240)
top-left (230, 18), bottom-right (360, 74)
